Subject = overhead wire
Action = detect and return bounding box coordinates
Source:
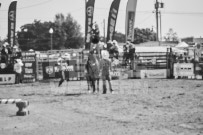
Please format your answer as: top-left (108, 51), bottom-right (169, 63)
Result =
top-left (0, 0), bottom-right (53, 11)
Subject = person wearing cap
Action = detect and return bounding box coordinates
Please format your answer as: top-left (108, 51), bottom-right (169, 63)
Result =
top-left (14, 59), bottom-right (24, 84)
top-left (128, 43), bottom-right (135, 69)
top-left (109, 40), bottom-right (119, 60)
top-left (107, 40), bottom-right (113, 51)
top-left (12, 45), bottom-right (22, 60)
top-left (91, 22), bottom-right (100, 44)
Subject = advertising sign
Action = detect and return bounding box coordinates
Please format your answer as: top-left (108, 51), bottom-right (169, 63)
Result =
top-left (22, 51), bottom-right (36, 83)
top-left (173, 63), bottom-right (194, 77)
top-left (8, 1), bottom-right (17, 47)
top-left (125, 0), bottom-right (137, 42)
top-left (141, 69), bottom-right (167, 79)
top-left (106, 0), bottom-right (121, 42)
top-left (85, 0), bottom-right (95, 50)
top-left (42, 60), bottom-right (77, 80)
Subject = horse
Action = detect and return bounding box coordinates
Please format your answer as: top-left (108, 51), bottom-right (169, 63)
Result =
top-left (85, 53), bottom-right (100, 93)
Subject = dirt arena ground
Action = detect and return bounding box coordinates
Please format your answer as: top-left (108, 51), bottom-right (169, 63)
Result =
top-left (0, 79), bottom-right (203, 135)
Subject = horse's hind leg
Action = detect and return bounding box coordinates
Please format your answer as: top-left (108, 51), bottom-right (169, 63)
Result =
top-left (96, 79), bottom-right (99, 93)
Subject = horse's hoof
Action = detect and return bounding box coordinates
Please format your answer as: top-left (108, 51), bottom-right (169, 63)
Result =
top-left (88, 90), bottom-right (92, 94)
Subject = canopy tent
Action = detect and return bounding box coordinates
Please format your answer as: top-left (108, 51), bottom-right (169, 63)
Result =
top-left (175, 42), bottom-right (189, 48)
top-left (172, 47), bottom-right (187, 54)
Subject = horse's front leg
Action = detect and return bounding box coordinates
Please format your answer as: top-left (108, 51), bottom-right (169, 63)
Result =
top-left (87, 80), bottom-right (90, 90)
top-left (92, 79), bottom-right (96, 93)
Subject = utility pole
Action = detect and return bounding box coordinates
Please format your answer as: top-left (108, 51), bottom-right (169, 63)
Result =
top-left (155, 0), bottom-right (159, 42)
top-left (155, 0), bottom-right (164, 43)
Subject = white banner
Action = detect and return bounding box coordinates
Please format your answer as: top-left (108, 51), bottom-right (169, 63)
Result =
top-left (0, 74), bottom-right (15, 84)
top-left (141, 69), bottom-right (167, 79)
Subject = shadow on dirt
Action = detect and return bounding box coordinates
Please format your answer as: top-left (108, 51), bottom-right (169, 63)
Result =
top-left (54, 93), bottom-right (87, 97)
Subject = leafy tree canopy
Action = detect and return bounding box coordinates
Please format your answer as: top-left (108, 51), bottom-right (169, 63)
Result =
top-left (133, 27), bottom-right (157, 44)
top-left (164, 28), bottom-right (179, 42)
top-left (113, 27), bottom-right (157, 44)
top-left (17, 13), bottom-right (84, 51)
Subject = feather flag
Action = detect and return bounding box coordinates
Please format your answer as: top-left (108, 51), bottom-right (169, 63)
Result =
top-left (8, 1), bottom-right (17, 47)
top-left (106, 0), bottom-right (121, 42)
top-left (85, 0), bottom-right (95, 50)
top-left (125, 0), bottom-right (137, 42)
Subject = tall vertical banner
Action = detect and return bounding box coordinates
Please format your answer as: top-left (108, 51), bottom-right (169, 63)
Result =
top-left (125, 0), bottom-right (137, 42)
top-left (106, 0), bottom-right (121, 42)
top-left (85, 0), bottom-right (95, 50)
top-left (8, 1), bottom-right (17, 47)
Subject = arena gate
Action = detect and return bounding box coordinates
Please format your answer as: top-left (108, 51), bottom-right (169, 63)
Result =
top-left (173, 47), bottom-right (203, 79)
top-left (130, 47), bottom-right (173, 79)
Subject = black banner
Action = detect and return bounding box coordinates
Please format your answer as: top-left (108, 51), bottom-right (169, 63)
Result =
top-left (85, 0), bottom-right (95, 50)
top-left (42, 60), bottom-right (78, 80)
top-left (106, 0), bottom-right (121, 42)
top-left (8, 1), bottom-right (17, 47)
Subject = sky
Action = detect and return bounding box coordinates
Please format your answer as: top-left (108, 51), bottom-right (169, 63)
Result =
top-left (0, 0), bottom-right (203, 40)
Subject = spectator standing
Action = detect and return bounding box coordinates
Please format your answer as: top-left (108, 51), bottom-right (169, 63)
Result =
top-left (14, 59), bottom-right (24, 84)
top-left (1, 42), bottom-right (10, 64)
top-left (123, 44), bottom-right (128, 66)
top-left (109, 40), bottom-right (119, 60)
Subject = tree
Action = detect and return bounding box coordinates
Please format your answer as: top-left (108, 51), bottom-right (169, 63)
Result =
top-left (164, 28), bottom-right (179, 42)
top-left (54, 13), bottom-right (84, 49)
top-left (133, 27), bottom-right (156, 44)
top-left (17, 20), bottom-right (54, 51)
top-left (109, 28), bottom-right (156, 44)
top-left (114, 31), bottom-right (125, 43)
top-left (17, 13), bottom-right (84, 51)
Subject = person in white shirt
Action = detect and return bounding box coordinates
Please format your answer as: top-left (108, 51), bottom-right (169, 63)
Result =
top-left (14, 59), bottom-right (24, 84)
top-left (100, 50), bottom-right (114, 94)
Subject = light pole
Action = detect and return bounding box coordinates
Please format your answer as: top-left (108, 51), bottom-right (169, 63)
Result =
top-left (49, 28), bottom-right (53, 50)
top-left (159, 11), bottom-right (162, 42)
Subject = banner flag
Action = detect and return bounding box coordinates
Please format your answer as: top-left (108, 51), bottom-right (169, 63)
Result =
top-left (8, 1), bottom-right (17, 47)
top-left (125, 0), bottom-right (137, 42)
top-left (106, 0), bottom-right (121, 42)
top-left (85, 0), bottom-right (95, 50)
